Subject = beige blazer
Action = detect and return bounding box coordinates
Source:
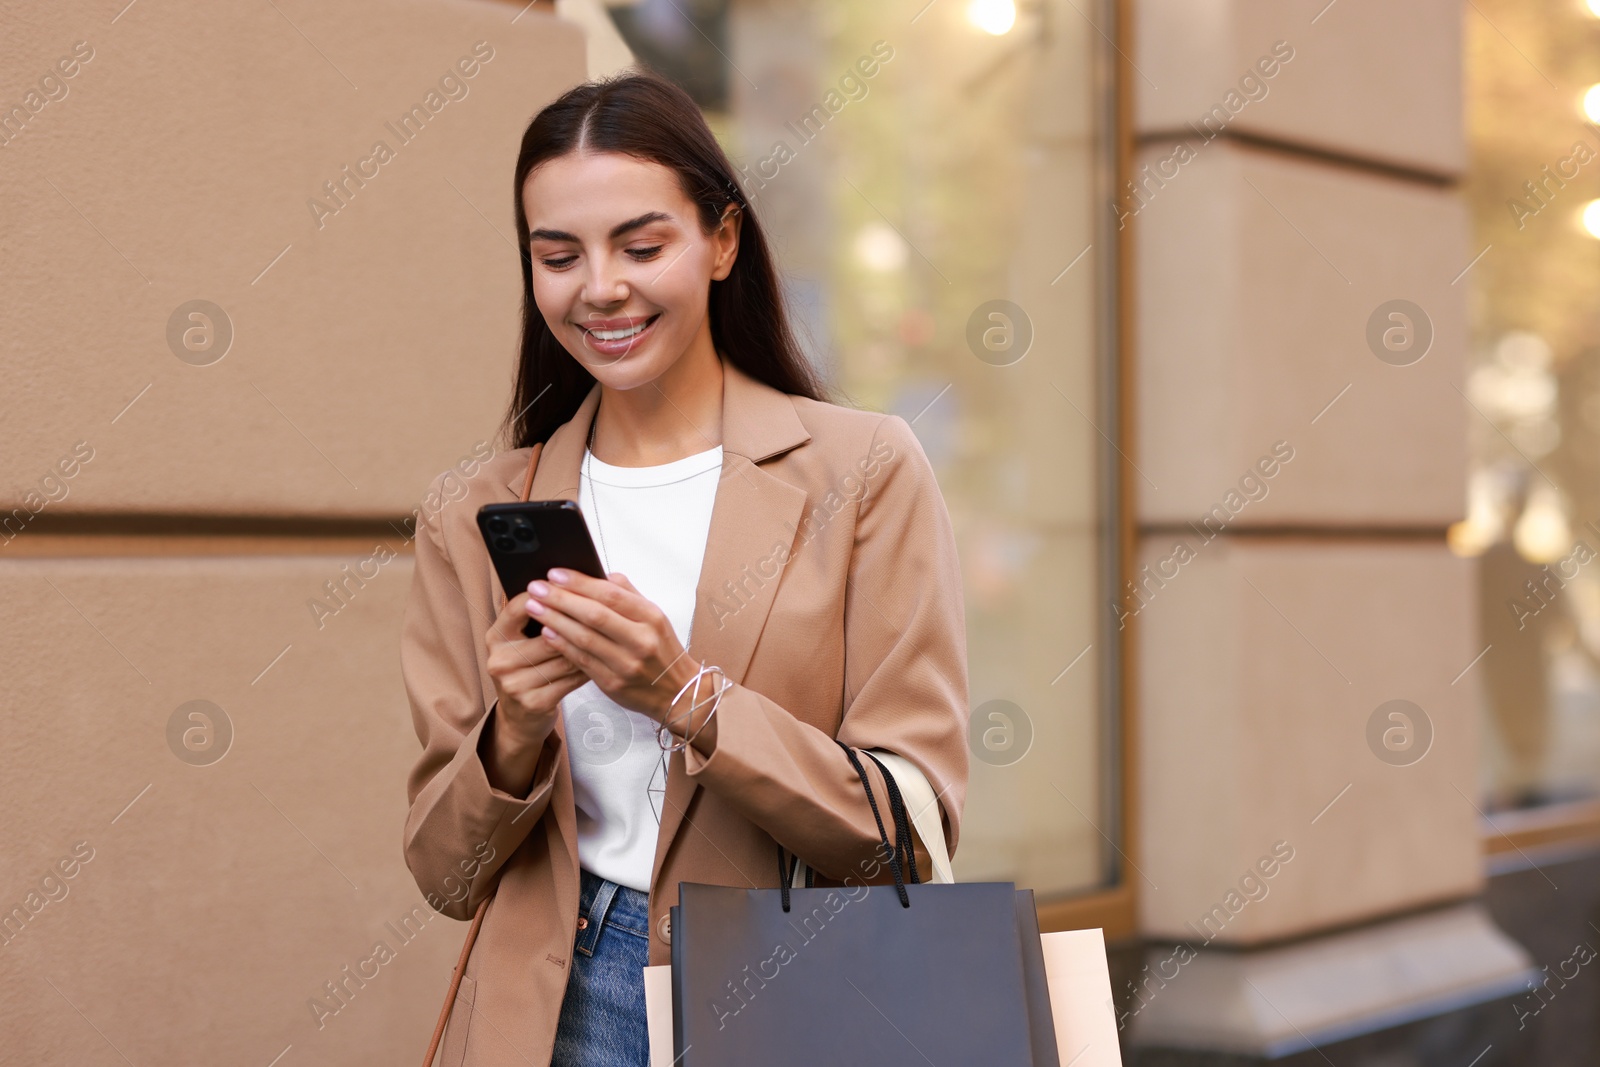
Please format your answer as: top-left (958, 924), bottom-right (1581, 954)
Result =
top-left (401, 359), bottom-right (970, 1067)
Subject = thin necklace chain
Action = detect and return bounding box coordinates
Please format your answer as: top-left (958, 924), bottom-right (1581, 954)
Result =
top-left (584, 408), bottom-right (610, 573)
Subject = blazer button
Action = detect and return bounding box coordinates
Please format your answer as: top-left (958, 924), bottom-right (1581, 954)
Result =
top-left (656, 913), bottom-right (672, 944)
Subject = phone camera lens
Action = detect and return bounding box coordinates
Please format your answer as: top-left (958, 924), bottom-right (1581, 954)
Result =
top-left (487, 517), bottom-right (509, 535)
top-left (513, 525), bottom-right (534, 542)
top-left (494, 536), bottom-right (516, 552)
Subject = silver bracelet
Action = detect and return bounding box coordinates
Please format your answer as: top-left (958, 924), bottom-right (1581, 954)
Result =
top-left (657, 664), bottom-right (729, 753)
top-left (659, 666), bottom-right (727, 751)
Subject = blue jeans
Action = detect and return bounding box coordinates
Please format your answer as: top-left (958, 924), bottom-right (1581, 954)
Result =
top-left (550, 868), bottom-right (651, 1067)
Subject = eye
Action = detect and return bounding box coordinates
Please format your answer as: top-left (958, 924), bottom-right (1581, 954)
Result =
top-left (627, 245), bottom-right (664, 261)
top-left (539, 254), bottom-right (577, 270)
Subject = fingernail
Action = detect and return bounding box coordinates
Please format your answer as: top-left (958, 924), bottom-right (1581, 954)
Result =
top-left (548, 568), bottom-right (570, 584)
top-left (530, 580), bottom-right (549, 598)
top-left (527, 598), bottom-right (545, 615)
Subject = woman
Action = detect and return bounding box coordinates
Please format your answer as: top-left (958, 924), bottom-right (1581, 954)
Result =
top-left (401, 72), bottom-right (969, 1067)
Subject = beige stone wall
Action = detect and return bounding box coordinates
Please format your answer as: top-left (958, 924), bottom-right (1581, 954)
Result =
top-left (1130, 0), bottom-right (1480, 943)
top-left (2, 0), bottom-right (581, 518)
top-left (1135, 0), bottom-right (1464, 175)
top-left (0, 1), bottom-right (586, 1062)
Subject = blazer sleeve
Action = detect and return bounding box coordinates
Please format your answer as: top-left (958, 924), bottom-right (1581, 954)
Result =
top-left (682, 413), bottom-right (970, 883)
top-left (400, 476), bottom-right (564, 920)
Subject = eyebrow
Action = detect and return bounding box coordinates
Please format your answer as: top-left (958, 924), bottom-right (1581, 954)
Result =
top-left (528, 211), bottom-right (674, 243)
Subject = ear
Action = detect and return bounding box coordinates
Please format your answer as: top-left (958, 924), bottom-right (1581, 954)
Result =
top-left (710, 201), bottom-right (743, 282)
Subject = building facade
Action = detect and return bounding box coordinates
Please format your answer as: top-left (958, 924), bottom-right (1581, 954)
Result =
top-left (3, 0), bottom-right (1596, 1063)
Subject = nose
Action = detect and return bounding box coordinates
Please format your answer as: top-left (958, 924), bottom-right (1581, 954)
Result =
top-left (579, 255), bottom-right (628, 310)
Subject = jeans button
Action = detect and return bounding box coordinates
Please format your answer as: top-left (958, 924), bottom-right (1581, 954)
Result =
top-left (656, 913), bottom-right (672, 944)
top-left (577, 916), bottom-right (589, 931)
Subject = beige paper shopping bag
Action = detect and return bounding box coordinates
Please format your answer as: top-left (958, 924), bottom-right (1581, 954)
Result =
top-left (644, 963), bottom-right (675, 1067)
top-left (1040, 929), bottom-right (1123, 1066)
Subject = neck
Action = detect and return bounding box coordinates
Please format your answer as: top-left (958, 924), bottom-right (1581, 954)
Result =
top-left (591, 330), bottom-right (725, 467)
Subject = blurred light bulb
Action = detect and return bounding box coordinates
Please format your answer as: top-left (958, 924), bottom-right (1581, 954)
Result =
top-left (1514, 483), bottom-right (1571, 563)
top-left (854, 222), bottom-right (907, 272)
top-left (1589, 0), bottom-right (1600, 17)
top-left (1447, 519), bottom-right (1489, 558)
top-left (967, 0), bottom-right (1016, 35)
top-left (1584, 84), bottom-right (1600, 122)
top-left (1584, 199), bottom-right (1600, 238)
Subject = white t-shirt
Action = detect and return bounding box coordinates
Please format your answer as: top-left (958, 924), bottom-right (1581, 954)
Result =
top-left (561, 443), bottom-right (723, 892)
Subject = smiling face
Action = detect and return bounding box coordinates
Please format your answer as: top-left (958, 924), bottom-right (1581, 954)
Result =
top-left (522, 150), bottom-right (740, 392)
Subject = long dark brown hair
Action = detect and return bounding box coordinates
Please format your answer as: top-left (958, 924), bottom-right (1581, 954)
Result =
top-left (504, 72), bottom-right (826, 448)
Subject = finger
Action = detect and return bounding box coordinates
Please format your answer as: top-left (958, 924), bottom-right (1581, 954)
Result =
top-left (606, 573), bottom-right (655, 615)
top-left (546, 568), bottom-right (652, 622)
top-left (537, 606), bottom-right (624, 680)
top-left (490, 591), bottom-right (544, 645)
top-left (535, 603), bottom-right (608, 660)
top-left (530, 581), bottom-right (645, 648)
top-left (487, 618), bottom-right (567, 671)
top-left (508, 652), bottom-right (585, 694)
top-left (502, 659), bottom-right (587, 698)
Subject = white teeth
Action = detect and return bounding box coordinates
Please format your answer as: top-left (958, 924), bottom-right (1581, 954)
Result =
top-left (590, 320), bottom-right (649, 341)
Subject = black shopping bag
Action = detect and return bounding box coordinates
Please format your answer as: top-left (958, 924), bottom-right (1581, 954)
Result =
top-left (669, 744), bottom-right (1059, 1066)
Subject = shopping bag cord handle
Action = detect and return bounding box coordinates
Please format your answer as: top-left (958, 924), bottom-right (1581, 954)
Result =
top-left (861, 750), bottom-right (921, 886)
top-left (839, 741), bottom-right (910, 907)
top-left (775, 744), bottom-right (915, 910)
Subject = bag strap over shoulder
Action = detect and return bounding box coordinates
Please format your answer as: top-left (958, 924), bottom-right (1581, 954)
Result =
top-left (422, 896), bottom-right (490, 1067)
top-left (422, 441), bottom-right (543, 1067)
top-left (519, 441), bottom-right (543, 502)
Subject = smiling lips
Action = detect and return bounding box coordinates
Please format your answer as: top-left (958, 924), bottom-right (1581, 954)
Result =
top-left (579, 313), bottom-right (660, 357)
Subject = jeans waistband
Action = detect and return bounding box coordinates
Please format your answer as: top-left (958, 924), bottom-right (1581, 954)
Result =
top-left (575, 868), bottom-right (649, 956)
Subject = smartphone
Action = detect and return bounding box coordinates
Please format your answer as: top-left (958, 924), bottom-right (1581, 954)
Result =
top-left (476, 501), bottom-right (607, 637)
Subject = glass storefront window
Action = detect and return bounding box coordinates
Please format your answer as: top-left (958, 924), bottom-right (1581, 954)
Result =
top-left (1460, 0), bottom-right (1600, 811)
top-left (610, 0), bottom-right (1119, 896)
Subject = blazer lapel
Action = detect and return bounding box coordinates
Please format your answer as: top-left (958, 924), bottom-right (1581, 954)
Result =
top-left (651, 362), bottom-right (811, 887)
top-left (498, 386), bottom-right (596, 508)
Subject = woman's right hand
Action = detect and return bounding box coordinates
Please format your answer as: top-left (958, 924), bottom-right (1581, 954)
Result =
top-left (482, 590), bottom-right (589, 794)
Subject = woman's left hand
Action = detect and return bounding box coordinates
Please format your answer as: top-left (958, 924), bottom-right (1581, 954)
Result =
top-left (527, 568), bottom-right (701, 722)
